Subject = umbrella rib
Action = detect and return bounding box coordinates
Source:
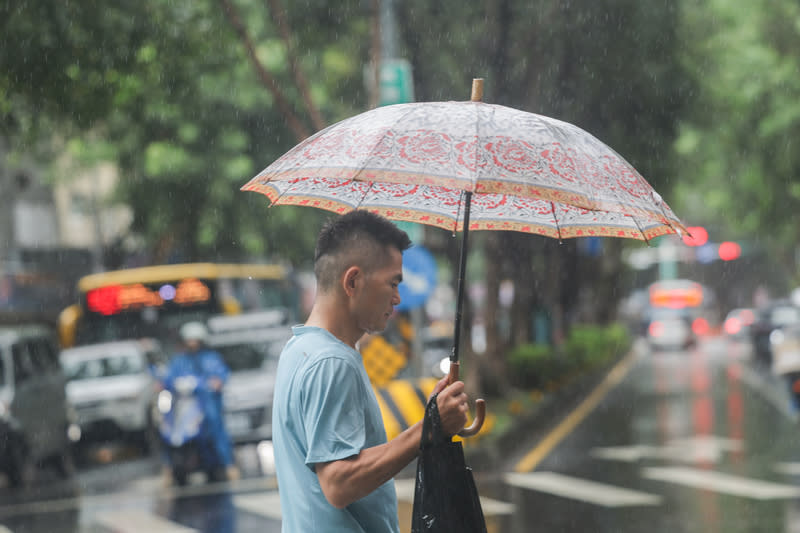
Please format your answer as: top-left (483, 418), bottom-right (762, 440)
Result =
top-left (353, 180), bottom-right (374, 211)
top-left (550, 201), bottom-right (563, 242)
top-left (453, 191), bottom-right (465, 235)
top-left (536, 116), bottom-right (595, 210)
top-left (351, 104), bottom-right (421, 183)
top-left (655, 202), bottom-right (684, 238)
top-left (631, 215), bottom-right (652, 245)
top-left (268, 178), bottom-right (300, 207)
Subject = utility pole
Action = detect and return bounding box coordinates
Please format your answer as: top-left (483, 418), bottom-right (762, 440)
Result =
top-left (380, 0), bottom-right (398, 60)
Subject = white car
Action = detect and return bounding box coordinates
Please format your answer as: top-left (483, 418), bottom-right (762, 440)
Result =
top-left (646, 308), bottom-right (696, 351)
top-left (60, 339), bottom-right (165, 451)
top-left (207, 313), bottom-right (290, 444)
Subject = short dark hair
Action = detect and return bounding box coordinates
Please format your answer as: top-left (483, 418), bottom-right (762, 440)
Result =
top-left (314, 210), bottom-right (412, 291)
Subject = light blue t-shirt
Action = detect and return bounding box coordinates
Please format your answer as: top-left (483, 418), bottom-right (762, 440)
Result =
top-left (272, 325), bottom-right (399, 533)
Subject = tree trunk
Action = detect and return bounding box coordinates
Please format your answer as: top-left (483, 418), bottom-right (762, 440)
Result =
top-left (544, 241), bottom-right (565, 349)
top-left (266, 0), bottom-right (326, 131)
top-left (218, 0), bottom-right (310, 142)
top-left (481, 232), bottom-right (511, 396)
top-left (595, 239), bottom-right (623, 324)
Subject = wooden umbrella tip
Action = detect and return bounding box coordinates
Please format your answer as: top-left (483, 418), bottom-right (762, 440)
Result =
top-left (471, 78), bottom-right (484, 102)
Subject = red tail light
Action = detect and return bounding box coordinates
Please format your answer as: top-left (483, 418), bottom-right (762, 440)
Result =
top-left (649, 321), bottom-right (664, 337)
top-left (724, 317), bottom-right (741, 335)
top-left (693, 317), bottom-right (710, 336)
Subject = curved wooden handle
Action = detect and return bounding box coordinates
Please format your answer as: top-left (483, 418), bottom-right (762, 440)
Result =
top-left (458, 398), bottom-right (486, 437)
top-left (447, 361), bottom-right (487, 438)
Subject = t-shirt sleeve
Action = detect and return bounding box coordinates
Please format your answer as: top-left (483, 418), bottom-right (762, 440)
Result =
top-left (301, 355), bottom-right (366, 467)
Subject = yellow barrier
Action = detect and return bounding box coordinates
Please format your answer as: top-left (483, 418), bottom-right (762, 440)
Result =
top-left (373, 378), bottom-right (494, 442)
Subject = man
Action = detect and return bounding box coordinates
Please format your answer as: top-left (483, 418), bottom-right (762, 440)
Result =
top-left (273, 210), bottom-right (470, 532)
top-left (163, 321), bottom-right (239, 482)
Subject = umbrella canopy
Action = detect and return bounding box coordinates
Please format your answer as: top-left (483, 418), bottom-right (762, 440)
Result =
top-left (242, 89), bottom-right (686, 240)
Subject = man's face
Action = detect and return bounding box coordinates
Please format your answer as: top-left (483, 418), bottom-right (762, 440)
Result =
top-left (352, 246), bottom-right (403, 335)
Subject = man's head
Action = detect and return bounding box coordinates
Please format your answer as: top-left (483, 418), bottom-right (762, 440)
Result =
top-left (314, 210), bottom-right (412, 335)
top-left (314, 210), bottom-right (412, 292)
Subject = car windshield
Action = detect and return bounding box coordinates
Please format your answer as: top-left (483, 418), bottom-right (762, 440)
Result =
top-left (649, 308), bottom-right (690, 321)
top-left (214, 343), bottom-right (268, 372)
top-left (63, 352), bottom-right (146, 381)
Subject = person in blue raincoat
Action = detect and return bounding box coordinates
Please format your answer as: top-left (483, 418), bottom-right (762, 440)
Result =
top-left (163, 321), bottom-right (239, 482)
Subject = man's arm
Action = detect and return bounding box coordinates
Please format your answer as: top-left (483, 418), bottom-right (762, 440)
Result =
top-left (205, 350), bottom-right (230, 391)
top-left (315, 379), bottom-right (469, 509)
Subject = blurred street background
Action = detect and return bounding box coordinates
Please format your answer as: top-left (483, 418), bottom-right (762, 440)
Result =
top-left (3, 0), bottom-right (800, 531)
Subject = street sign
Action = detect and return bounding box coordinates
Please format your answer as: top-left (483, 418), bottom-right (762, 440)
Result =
top-left (379, 59), bottom-right (414, 106)
top-left (396, 245), bottom-right (437, 311)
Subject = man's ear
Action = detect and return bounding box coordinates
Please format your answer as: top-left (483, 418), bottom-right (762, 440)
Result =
top-left (342, 266), bottom-right (360, 297)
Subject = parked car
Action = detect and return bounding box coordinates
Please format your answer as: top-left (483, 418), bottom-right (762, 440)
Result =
top-left (770, 323), bottom-right (800, 376)
top-left (60, 339), bottom-right (166, 454)
top-left (206, 314), bottom-right (289, 444)
top-left (768, 323), bottom-right (800, 412)
top-left (0, 325), bottom-right (78, 487)
top-left (750, 301), bottom-right (800, 367)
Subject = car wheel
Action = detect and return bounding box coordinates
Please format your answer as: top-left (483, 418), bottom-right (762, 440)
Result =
top-left (206, 467), bottom-right (227, 484)
top-left (7, 439), bottom-right (36, 489)
top-left (141, 413), bottom-right (162, 456)
top-left (172, 466), bottom-right (189, 486)
top-left (53, 449), bottom-right (76, 479)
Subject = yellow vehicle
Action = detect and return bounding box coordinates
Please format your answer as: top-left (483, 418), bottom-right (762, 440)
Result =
top-left (58, 263), bottom-right (298, 349)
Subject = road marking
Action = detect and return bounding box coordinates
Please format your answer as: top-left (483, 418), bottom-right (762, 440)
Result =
top-left (94, 509), bottom-right (198, 533)
top-left (591, 444), bottom-right (666, 463)
top-left (394, 478), bottom-right (515, 516)
top-left (0, 525), bottom-right (12, 533)
top-left (504, 472), bottom-right (661, 507)
top-left (233, 491), bottom-right (282, 520)
top-left (0, 476), bottom-right (276, 519)
top-left (514, 349), bottom-right (639, 472)
top-left (642, 467), bottom-right (800, 499)
top-left (774, 462), bottom-right (800, 476)
top-left (591, 436), bottom-right (743, 464)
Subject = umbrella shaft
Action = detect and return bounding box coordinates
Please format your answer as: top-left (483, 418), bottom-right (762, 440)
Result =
top-left (452, 191), bottom-right (472, 363)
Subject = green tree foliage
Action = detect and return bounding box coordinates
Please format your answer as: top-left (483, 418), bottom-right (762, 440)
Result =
top-left (674, 0), bottom-right (800, 275)
top-left (2, 0), bottom-right (689, 270)
top-left (1, 0), bottom-right (370, 265)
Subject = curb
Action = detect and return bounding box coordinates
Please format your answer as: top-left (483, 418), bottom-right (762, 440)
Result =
top-left (464, 350), bottom-right (633, 475)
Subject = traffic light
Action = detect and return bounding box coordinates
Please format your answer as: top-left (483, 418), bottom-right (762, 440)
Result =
top-left (682, 226), bottom-right (708, 247)
top-left (718, 241), bottom-right (741, 261)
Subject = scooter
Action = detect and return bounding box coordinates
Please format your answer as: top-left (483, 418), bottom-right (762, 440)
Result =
top-left (157, 376), bottom-right (227, 485)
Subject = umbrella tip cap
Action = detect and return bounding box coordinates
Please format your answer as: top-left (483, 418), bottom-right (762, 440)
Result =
top-left (471, 78), bottom-right (484, 102)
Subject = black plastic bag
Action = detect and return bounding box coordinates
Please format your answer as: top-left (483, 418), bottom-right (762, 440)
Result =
top-left (411, 394), bottom-right (487, 533)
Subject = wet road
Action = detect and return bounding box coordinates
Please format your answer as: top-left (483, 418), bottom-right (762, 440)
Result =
top-left (481, 336), bottom-right (800, 533)
top-left (3, 335), bottom-right (800, 532)
top-left (0, 444), bottom-right (282, 533)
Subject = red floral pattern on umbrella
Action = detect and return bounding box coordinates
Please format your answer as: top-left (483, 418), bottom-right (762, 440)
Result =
top-left (242, 100), bottom-right (685, 238)
top-left (249, 177), bottom-right (675, 241)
